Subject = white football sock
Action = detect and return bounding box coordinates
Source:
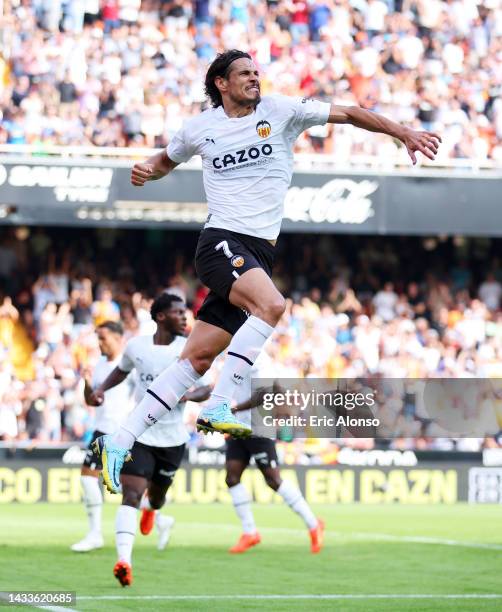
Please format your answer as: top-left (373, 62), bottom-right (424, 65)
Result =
top-left (278, 480), bottom-right (318, 530)
top-left (208, 316), bottom-right (274, 407)
top-left (113, 359), bottom-right (201, 448)
top-left (229, 483), bottom-right (256, 534)
top-left (81, 475), bottom-right (103, 537)
top-left (155, 513), bottom-right (173, 529)
top-left (115, 505), bottom-right (137, 565)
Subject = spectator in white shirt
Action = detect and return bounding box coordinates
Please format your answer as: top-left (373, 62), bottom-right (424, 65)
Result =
top-left (373, 282), bottom-right (398, 322)
top-left (478, 273), bottom-right (502, 312)
top-left (363, 0), bottom-right (388, 38)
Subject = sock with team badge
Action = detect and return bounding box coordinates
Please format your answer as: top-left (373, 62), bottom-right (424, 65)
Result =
top-left (112, 358), bottom-right (201, 449)
top-left (208, 315), bottom-right (274, 408)
top-left (115, 505), bottom-right (137, 565)
top-left (229, 483), bottom-right (256, 533)
top-left (81, 475), bottom-right (103, 537)
top-left (277, 480), bottom-right (318, 529)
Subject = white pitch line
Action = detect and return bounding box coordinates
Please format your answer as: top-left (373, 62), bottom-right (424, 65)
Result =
top-left (185, 522), bottom-right (502, 551)
top-left (344, 532), bottom-right (502, 551)
top-left (77, 594), bottom-right (502, 601)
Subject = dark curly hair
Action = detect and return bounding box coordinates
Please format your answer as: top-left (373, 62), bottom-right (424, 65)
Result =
top-left (150, 292), bottom-right (184, 322)
top-left (204, 50), bottom-right (252, 108)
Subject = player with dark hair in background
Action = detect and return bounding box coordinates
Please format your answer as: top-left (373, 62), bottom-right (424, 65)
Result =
top-left (72, 321), bottom-right (131, 552)
top-left (87, 294), bottom-right (211, 586)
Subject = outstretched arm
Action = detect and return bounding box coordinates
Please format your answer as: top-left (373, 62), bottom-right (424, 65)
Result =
top-left (232, 388), bottom-right (269, 413)
top-left (131, 150), bottom-right (178, 186)
top-left (232, 380), bottom-right (283, 413)
top-left (328, 104), bottom-right (441, 165)
top-left (180, 385), bottom-right (212, 403)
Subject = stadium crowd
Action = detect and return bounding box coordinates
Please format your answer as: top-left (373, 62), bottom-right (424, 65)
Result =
top-left (0, 227), bottom-right (501, 454)
top-left (1, 0), bottom-right (502, 164)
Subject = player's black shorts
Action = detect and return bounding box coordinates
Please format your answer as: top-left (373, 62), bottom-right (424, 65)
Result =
top-left (83, 430), bottom-right (106, 470)
top-left (195, 227), bottom-right (276, 335)
top-left (121, 442), bottom-right (185, 489)
top-left (226, 436), bottom-right (278, 469)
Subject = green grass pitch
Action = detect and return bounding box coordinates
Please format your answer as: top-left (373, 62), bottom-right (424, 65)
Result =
top-left (1, 502), bottom-right (501, 611)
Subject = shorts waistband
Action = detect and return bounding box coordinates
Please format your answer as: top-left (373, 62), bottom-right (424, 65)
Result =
top-left (201, 227), bottom-right (276, 249)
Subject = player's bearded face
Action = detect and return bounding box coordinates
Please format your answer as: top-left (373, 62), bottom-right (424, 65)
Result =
top-left (225, 58), bottom-right (261, 106)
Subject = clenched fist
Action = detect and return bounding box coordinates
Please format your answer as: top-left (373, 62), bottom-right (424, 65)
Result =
top-left (131, 163), bottom-right (155, 187)
top-left (83, 376), bottom-right (104, 406)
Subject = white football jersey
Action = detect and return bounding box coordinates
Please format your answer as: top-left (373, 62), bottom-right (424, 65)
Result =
top-left (167, 95), bottom-right (330, 240)
top-left (119, 334), bottom-right (207, 447)
top-left (92, 356), bottom-right (133, 434)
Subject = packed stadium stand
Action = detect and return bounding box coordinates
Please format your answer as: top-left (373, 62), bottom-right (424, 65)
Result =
top-left (1, 0), bottom-right (501, 163)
